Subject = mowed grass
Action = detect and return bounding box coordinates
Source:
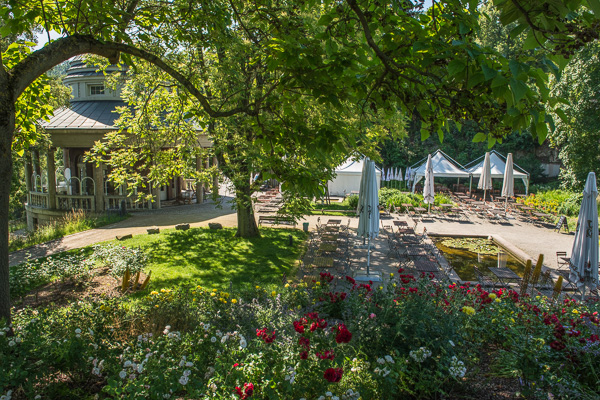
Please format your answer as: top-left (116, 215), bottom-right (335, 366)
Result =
top-left (114, 227), bottom-right (308, 291)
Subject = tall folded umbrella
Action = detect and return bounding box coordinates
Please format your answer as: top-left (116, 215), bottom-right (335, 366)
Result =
top-left (423, 154), bottom-right (435, 213)
top-left (405, 167), bottom-right (410, 182)
top-left (478, 152), bottom-right (492, 202)
top-left (569, 172), bottom-right (599, 299)
top-left (397, 167), bottom-right (403, 182)
top-left (501, 153), bottom-right (514, 214)
top-left (356, 158), bottom-right (380, 282)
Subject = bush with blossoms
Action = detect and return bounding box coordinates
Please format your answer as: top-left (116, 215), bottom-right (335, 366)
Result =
top-left (1, 270), bottom-right (600, 399)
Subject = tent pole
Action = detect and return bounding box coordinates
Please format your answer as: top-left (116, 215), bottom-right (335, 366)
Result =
top-left (469, 176), bottom-right (472, 196)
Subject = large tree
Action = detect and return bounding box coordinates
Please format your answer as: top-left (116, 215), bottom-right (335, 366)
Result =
top-left (3, 0), bottom-right (600, 327)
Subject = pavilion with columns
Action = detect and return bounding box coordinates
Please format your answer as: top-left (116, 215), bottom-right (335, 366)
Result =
top-left (24, 56), bottom-right (216, 230)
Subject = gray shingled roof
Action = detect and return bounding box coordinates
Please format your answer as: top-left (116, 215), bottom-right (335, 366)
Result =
top-left (42, 101), bottom-right (126, 130)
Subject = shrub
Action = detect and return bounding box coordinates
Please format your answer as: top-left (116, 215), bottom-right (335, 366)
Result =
top-left (91, 244), bottom-right (148, 278)
top-left (9, 251), bottom-right (95, 298)
top-left (346, 194), bottom-right (359, 208)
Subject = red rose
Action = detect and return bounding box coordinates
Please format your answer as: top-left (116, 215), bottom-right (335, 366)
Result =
top-left (293, 321), bottom-right (305, 334)
top-left (335, 324), bottom-right (352, 344)
top-left (299, 351), bottom-right (308, 359)
top-left (299, 337), bottom-right (310, 349)
top-left (323, 367), bottom-right (343, 382)
top-left (549, 340), bottom-right (566, 351)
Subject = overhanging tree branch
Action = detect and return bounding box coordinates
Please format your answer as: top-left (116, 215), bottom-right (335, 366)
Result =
top-left (9, 34), bottom-right (256, 118)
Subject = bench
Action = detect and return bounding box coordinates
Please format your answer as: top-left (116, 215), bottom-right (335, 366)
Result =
top-left (258, 215), bottom-right (297, 228)
top-left (317, 209), bottom-right (356, 215)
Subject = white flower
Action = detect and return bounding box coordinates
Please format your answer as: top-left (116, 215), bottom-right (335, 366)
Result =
top-left (285, 375), bottom-right (291, 381)
top-left (211, 336), bottom-right (217, 343)
top-left (119, 370), bottom-right (127, 379)
top-left (88, 329), bottom-right (94, 336)
top-left (124, 361), bottom-right (132, 368)
top-left (346, 389), bottom-right (354, 395)
top-left (449, 340), bottom-right (455, 347)
top-left (326, 392), bottom-right (333, 397)
top-left (332, 397), bottom-right (340, 400)
top-left (239, 339), bottom-right (247, 349)
top-left (0, 331), bottom-right (4, 336)
top-left (185, 361), bottom-right (193, 367)
top-left (92, 367), bottom-right (101, 376)
top-left (317, 397), bottom-right (325, 400)
top-left (34, 396), bottom-right (41, 400)
top-left (14, 337), bottom-right (21, 344)
top-left (183, 369), bottom-right (191, 377)
top-left (137, 363), bottom-right (144, 373)
top-left (377, 357), bottom-right (385, 365)
top-left (382, 367), bottom-right (391, 377)
top-left (385, 355), bottom-right (394, 364)
top-left (203, 323), bottom-right (210, 331)
top-left (209, 383), bottom-right (217, 392)
top-left (221, 335), bottom-right (228, 343)
top-left (75, 328), bottom-right (82, 334)
top-left (178, 375), bottom-right (189, 385)
top-left (179, 359), bottom-right (185, 367)
top-left (8, 340), bottom-right (15, 347)
top-left (216, 330), bottom-right (223, 337)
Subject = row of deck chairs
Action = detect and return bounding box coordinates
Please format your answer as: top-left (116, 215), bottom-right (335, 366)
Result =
top-left (382, 219), bottom-right (451, 282)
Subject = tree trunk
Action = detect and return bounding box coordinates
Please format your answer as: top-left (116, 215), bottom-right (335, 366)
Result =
top-left (0, 90), bottom-right (15, 327)
top-left (235, 185), bottom-right (260, 238)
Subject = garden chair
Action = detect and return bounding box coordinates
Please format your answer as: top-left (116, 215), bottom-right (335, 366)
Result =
top-left (556, 251), bottom-right (569, 270)
top-left (533, 270), bottom-right (554, 297)
top-left (473, 266), bottom-right (498, 289)
top-left (519, 260), bottom-right (533, 296)
top-left (528, 255), bottom-right (544, 294)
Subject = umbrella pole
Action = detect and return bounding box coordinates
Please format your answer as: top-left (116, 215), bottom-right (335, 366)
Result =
top-left (505, 197), bottom-right (508, 216)
top-left (366, 236), bottom-right (371, 276)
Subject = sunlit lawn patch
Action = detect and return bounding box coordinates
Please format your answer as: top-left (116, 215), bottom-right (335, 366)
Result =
top-left (117, 227), bottom-right (307, 291)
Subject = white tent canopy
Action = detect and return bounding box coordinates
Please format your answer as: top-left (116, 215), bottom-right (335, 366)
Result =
top-left (465, 150), bottom-right (530, 194)
top-left (410, 150), bottom-right (470, 192)
top-left (328, 156), bottom-right (382, 196)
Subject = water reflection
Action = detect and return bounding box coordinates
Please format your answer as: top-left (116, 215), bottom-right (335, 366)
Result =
top-left (434, 238), bottom-right (526, 281)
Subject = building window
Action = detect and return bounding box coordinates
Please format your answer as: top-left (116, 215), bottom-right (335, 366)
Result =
top-left (90, 85), bottom-right (105, 95)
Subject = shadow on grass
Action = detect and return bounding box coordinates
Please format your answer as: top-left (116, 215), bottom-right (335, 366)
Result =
top-left (142, 227), bottom-right (308, 290)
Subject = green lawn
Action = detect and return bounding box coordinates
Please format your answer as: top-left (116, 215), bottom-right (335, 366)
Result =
top-left (115, 227), bottom-right (308, 290)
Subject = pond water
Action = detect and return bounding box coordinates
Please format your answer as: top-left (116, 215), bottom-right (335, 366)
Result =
top-left (433, 237), bottom-right (527, 281)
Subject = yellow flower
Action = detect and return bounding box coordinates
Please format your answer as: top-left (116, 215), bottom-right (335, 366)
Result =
top-left (510, 318), bottom-right (515, 323)
top-left (462, 306), bottom-right (475, 315)
top-left (379, 286), bottom-right (383, 290)
top-left (160, 288), bottom-right (167, 293)
top-left (222, 300), bottom-right (227, 304)
top-left (192, 298), bottom-right (196, 302)
top-left (390, 272), bottom-right (394, 277)
top-left (232, 299), bottom-right (238, 304)
top-left (492, 319), bottom-right (497, 323)
top-left (212, 288), bottom-right (218, 292)
top-left (572, 309), bottom-right (579, 314)
top-left (271, 291), bottom-right (277, 297)
top-left (210, 292), bottom-right (216, 297)
top-left (285, 283), bottom-right (290, 288)
top-left (218, 297), bottom-right (223, 302)
top-left (297, 305), bottom-right (302, 309)
top-left (151, 291), bottom-right (159, 295)
top-left (256, 285), bottom-right (261, 289)
top-left (488, 293), bottom-right (497, 300)
top-left (393, 283), bottom-right (397, 287)
top-left (316, 282), bottom-right (321, 286)
top-left (155, 305), bottom-right (159, 308)
top-left (197, 285), bottom-right (202, 289)
top-left (495, 298), bottom-right (501, 303)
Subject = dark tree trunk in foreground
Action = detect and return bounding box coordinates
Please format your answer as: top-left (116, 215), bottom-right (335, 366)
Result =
top-left (235, 185), bottom-right (260, 238)
top-left (0, 87), bottom-right (15, 327)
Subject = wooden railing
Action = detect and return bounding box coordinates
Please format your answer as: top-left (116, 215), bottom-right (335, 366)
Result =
top-left (29, 192), bottom-right (49, 208)
top-left (56, 195), bottom-right (95, 211)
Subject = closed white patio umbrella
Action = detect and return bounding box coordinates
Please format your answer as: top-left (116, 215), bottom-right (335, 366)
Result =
top-left (356, 158), bottom-right (381, 282)
top-left (501, 153), bottom-right (514, 214)
top-left (423, 154), bottom-right (435, 213)
top-left (569, 172), bottom-right (599, 299)
top-left (478, 152), bottom-right (492, 202)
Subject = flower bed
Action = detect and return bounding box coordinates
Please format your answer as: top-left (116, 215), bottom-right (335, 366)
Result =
top-left (1, 271), bottom-right (599, 399)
